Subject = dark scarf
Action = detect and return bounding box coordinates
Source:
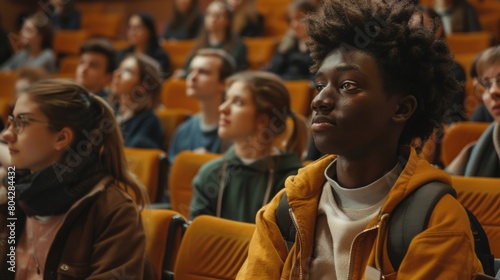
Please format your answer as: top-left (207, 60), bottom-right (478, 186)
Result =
top-left (13, 154), bottom-right (104, 216)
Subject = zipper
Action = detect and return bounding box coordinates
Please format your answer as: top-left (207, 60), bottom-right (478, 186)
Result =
top-left (289, 208), bottom-right (303, 280)
top-left (347, 224), bottom-right (380, 280)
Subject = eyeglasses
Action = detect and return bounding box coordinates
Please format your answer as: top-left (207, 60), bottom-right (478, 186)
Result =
top-left (6, 115), bottom-right (50, 134)
top-left (475, 77), bottom-right (500, 97)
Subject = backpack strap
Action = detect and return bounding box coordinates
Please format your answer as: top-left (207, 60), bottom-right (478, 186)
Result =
top-left (388, 181), bottom-right (456, 271)
top-left (276, 192), bottom-right (296, 253)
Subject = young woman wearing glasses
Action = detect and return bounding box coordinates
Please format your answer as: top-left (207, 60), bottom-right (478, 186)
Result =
top-left (447, 45), bottom-right (500, 177)
top-left (0, 79), bottom-right (152, 279)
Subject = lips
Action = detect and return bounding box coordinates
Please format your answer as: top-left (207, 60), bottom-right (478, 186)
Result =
top-left (219, 118), bottom-right (230, 126)
top-left (8, 147), bottom-right (19, 155)
top-left (311, 115), bottom-right (336, 132)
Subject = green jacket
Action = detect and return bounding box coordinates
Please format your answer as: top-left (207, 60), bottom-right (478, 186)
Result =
top-left (190, 147), bottom-right (303, 223)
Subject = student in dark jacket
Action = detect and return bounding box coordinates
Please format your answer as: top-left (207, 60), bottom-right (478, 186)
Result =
top-left (163, 0), bottom-right (203, 40)
top-left (225, 0), bottom-right (264, 37)
top-left (119, 13), bottom-right (172, 76)
top-left (46, 0), bottom-right (81, 30)
top-left (266, 0), bottom-right (317, 81)
top-left (190, 71), bottom-right (308, 223)
top-left (111, 53), bottom-right (165, 150)
top-left (0, 79), bottom-right (152, 279)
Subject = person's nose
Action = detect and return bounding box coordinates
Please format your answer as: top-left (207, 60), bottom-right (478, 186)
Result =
top-left (311, 87), bottom-right (335, 113)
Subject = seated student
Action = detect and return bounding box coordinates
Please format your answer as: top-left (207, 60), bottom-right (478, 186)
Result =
top-left (0, 14), bottom-right (12, 65)
top-left (266, 0), bottom-right (317, 81)
top-left (190, 71), bottom-right (308, 223)
top-left (119, 13), bottom-right (172, 76)
top-left (432, 0), bottom-right (481, 33)
top-left (174, 0), bottom-right (248, 77)
top-left (1, 14), bottom-right (56, 73)
top-left (168, 48), bottom-right (236, 163)
top-left (112, 53), bottom-right (165, 150)
top-left (237, 0), bottom-right (483, 279)
top-left (447, 45), bottom-right (500, 178)
top-left (225, 0), bottom-right (264, 37)
top-left (470, 51), bottom-right (495, 123)
top-left (162, 0), bottom-right (203, 40)
top-left (46, 0), bottom-right (81, 30)
top-left (0, 79), bottom-right (151, 279)
top-left (76, 38), bottom-right (117, 100)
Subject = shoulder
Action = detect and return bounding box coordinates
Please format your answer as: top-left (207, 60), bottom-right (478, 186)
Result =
top-left (176, 115), bottom-right (199, 133)
top-left (196, 157), bottom-right (225, 177)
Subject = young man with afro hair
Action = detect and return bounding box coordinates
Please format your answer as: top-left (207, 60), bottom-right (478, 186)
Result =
top-left (236, 0), bottom-right (484, 279)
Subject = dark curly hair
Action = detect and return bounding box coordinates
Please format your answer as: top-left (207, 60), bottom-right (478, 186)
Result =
top-left (305, 0), bottom-right (460, 145)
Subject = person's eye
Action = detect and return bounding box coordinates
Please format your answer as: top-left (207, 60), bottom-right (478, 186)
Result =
top-left (340, 81), bottom-right (359, 92)
top-left (315, 83), bottom-right (325, 92)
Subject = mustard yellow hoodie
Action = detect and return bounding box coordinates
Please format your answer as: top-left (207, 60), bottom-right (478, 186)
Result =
top-left (237, 147), bottom-right (483, 279)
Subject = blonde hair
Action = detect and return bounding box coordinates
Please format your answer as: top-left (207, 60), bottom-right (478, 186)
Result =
top-left (24, 79), bottom-right (149, 206)
top-left (226, 71), bottom-right (308, 157)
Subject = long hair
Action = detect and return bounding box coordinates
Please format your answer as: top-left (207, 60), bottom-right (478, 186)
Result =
top-left (24, 14), bottom-right (54, 50)
top-left (168, 0), bottom-right (200, 32)
top-left (115, 53), bottom-right (163, 114)
top-left (191, 1), bottom-right (236, 56)
top-left (226, 71), bottom-right (308, 157)
top-left (24, 79), bottom-right (149, 206)
top-left (129, 13), bottom-right (161, 51)
top-left (230, 0), bottom-right (260, 35)
top-left (278, 0), bottom-right (317, 54)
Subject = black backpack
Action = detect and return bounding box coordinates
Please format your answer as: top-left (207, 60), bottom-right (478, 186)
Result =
top-left (275, 181), bottom-right (495, 276)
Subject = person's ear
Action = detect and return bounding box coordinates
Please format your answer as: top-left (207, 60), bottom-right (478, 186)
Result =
top-left (256, 113), bottom-right (270, 131)
top-left (53, 127), bottom-right (74, 151)
top-left (393, 95), bottom-right (417, 123)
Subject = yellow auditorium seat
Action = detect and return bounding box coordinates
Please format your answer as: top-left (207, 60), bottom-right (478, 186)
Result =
top-left (243, 37), bottom-right (277, 70)
top-left (440, 122), bottom-right (490, 167)
top-left (451, 176), bottom-right (500, 257)
top-left (446, 32), bottom-right (492, 55)
top-left (53, 30), bottom-right (90, 58)
top-left (173, 215), bottom-right (255, 280)
top-left (81, 13), bottom-right (123, 39)
top-left (124, 148), bottom-right (168, 203)
top-left (168, 151), bottom-right (221, 218)
top-left (141, 209), bottom-right (187, 280)
top-left (0, 71), bottom-right (18, 99)
top-left (112, 40), bottom-right (129, 50)
top-left (284, 80), bottom-right (313, 117)
top-left (76, 2), bottom-right (106, 14)
top-left (256, 0), bottom-right (291, 37)
top-left (161, 40), bottom-right (196, 70)
top-left (154, 108), bottom-right (192, 149)
top-left (161, 79), bottom-right (199, 113)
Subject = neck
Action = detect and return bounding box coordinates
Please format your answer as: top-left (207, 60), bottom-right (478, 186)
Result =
top-left (134, 43), bottom-right (147, 53)
top-left (208, 31), bottom-right (226, 45)
top-left (199, 94), bottom-right (222, 126)
top-left (334, 147), bottom-right (399, 189)
top-left (298, 38), bottom-right (308, 52)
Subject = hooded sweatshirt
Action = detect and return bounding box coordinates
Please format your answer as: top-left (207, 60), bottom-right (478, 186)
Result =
top-left (190, 146), bottom-right (303, 223)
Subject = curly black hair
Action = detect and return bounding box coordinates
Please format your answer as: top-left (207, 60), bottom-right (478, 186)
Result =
top-left (305, 0), bottom-right (460, 145)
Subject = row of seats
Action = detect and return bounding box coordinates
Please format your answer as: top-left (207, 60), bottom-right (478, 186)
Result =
top-left (141, 174), bottom-right (500, 280)
top-left (142, 210), bottom-right (254, 280)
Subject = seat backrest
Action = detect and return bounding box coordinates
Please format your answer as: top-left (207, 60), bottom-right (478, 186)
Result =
top-left (451, 176), bottom-right (500, 258)
top-left (161, 79), bottom-right (199, 113)
top-left (76, 2), bottom-right (106, 14)
top-left (284, 80), bottom-right (313, 117)
top-left (441, 121), bottom-right (490, 167)
top-left (161, 40), bottom-right (196, 70)
top-left (0, 71), bottom-right (19, 99)
top-left (155, 108), bottom-right (192, 149)
top-left (257, 0), bottom-right (291, 37)
top-left (124, 148), bottom-right (168, 203)
top-left (141, 209), bottom-right (187, 280)
top-left (53, 30), bottom-right (90, 57)
top-left (81, 13), bottom-right (123, 39)
top-left (173, 215), bottom-right (255, 280)
top-left (59, 55), bottom-right (80, 75)
top-left (446, 32), bottom-right (492, 55)
top-left (168, 151), bottom-right (221, 218)
top-left (243, 37), bottom-right (277, 70)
